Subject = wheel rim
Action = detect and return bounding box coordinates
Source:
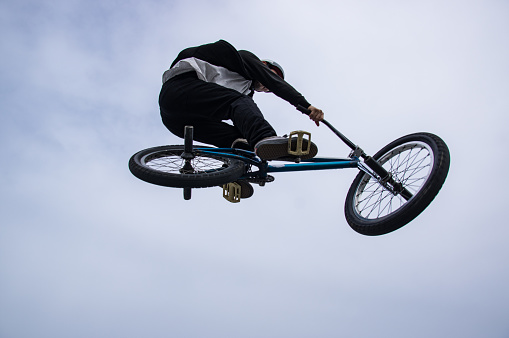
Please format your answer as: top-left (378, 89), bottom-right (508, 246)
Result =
top-left (141, 150), bottom-right (229, 175)
top-left (354, 141), bottom-right (434, 220)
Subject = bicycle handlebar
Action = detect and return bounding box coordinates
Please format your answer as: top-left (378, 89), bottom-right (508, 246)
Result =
top-left (296, 105), bottom-right (359, 153)
top-left (295, 106), bottom-right (413, 198)
top-left (296, 104), bottom-right (312, 116)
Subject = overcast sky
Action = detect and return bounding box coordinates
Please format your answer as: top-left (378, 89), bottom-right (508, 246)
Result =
top-left (1, 0), bottom-right (508, 337)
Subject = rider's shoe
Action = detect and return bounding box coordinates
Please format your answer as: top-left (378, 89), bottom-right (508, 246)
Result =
top-left (254, 135), bottom-right (318, 161)
top-left (236, 180), bottom-right (254, 198)
top-left (231, 138), bottom-right (252, 151)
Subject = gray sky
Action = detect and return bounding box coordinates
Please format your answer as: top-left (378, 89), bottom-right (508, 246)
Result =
top-left (1, 0), bottom-right (508, 337)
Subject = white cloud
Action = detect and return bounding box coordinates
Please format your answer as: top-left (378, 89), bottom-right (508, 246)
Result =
top-left (1, 1), bottom-right (509, 337)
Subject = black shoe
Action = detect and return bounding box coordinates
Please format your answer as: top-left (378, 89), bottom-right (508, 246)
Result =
top-left (254, 136), bottom-right (318, 161)
top-left (231, 138), bottom-right (253, 151)
top-left (236, 180), bottom-right (254, 198)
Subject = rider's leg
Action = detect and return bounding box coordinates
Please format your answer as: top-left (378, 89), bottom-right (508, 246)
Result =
top-left (160, 73), bottom-right (276, 148)
top-left (161, 116), bottom-right (244, 148)
top-left (228, 96), bottom-right (277, 147)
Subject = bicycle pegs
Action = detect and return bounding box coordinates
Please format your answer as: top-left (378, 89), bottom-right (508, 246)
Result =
top-left (288, 130), bottom-right (311, 156)
top-left (223, 182), bottom-right (242, 203)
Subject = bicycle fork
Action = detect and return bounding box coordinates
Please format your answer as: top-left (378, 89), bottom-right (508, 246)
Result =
top-left (296, 105), bottom-right (413, 201)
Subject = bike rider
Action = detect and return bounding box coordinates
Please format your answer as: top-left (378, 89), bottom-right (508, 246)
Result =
top-left (159, 40), bottom-right (325, 161)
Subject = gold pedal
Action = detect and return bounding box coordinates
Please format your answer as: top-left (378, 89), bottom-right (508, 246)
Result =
top-left (288, 130), bottom-right (311, 156)
top-left (222, 182), bottom-right (241, 203)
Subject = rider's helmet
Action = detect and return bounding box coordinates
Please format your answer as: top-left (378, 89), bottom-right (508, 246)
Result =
top-left (262, 59), bottom-right (285, 79)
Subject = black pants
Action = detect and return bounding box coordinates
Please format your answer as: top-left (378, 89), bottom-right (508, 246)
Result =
top-left (159, 72), bottom-right (277, 148)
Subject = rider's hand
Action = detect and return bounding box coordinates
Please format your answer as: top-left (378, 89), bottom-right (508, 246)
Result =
top-left (308, 105), bottom-right (324, 126)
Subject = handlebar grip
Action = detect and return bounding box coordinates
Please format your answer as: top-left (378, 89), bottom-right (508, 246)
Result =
top-left (296, 105), bottom-right (311, 116)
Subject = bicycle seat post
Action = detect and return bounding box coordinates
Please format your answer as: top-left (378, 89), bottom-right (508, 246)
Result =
top-left (180, 126), bottom-right (195, 173)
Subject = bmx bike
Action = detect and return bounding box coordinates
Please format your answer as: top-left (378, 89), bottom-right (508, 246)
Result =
top-left (129, 106), bottom-right (450, 236)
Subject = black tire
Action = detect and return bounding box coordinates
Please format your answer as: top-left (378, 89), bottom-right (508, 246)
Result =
top-left (345, 132), bottom-right (450, 236)
top-left (129, 145), bottom-right (245, 188)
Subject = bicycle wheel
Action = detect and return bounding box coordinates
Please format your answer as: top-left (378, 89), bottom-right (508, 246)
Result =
top-left (344, 132), bottom-right (450, 236)
top-left (129, 145), bottom-right (245, 188)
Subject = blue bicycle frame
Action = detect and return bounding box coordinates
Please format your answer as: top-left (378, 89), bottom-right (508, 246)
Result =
top-left (196, 147), bottom-right (360, 179)
top-left (191, 104), bottom-right (412, 199)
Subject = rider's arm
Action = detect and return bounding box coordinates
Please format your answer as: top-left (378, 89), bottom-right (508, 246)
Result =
top-left (239, 50), bottom-right (324, 125)
top-left (239, 50), bottom-right (311, 108)
top-left (308, 105), bottom-right (324, 126)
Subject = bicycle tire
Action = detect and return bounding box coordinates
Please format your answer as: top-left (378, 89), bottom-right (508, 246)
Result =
top-left (129, 145), bottom-right (245, 188)
top-left (344, 132), bottom-right (450, 236)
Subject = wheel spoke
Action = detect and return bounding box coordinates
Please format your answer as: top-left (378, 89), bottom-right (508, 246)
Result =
top-left (145, 151), bottom-right (228, 174)
top-left (355, 141), bottom-right (433, 220)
